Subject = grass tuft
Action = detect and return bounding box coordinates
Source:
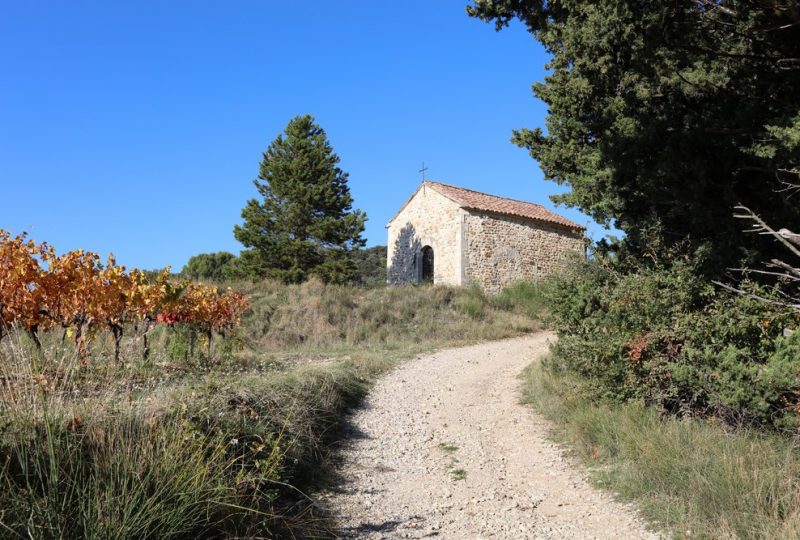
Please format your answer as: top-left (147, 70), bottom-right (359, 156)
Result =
top-left (492, 280), bottom-right (548, 318)
top-left (450, 468), bottom-right (467, 481)
top-left (438, 442), bottom-right (459, 453)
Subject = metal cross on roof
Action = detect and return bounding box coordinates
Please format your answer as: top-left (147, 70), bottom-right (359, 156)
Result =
top-left (419, 162), bottom-right (428, 181)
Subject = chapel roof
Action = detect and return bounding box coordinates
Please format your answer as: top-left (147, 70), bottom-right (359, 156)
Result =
top-left (389, 180), bottom-right (584, 231)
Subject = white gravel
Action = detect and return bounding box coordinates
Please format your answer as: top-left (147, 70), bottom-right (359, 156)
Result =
top-left (322, 333), bottom-right (659, 539)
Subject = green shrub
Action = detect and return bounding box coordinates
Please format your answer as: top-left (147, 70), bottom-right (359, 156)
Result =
top-left (181, 251), bottom-right (237, 281)
top-left (544, 256), bottom-right (800, 430)
top-left (457, 296), bottom-right (485, 319)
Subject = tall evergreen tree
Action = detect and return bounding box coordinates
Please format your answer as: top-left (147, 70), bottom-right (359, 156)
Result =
top-left (234, 115), bottom-right (366, 283)
top-left (468, 0), bottom-right (800, 274)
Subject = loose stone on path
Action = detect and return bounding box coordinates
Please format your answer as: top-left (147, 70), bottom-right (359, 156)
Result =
top-left (322, 333), bottom-right (657, 539)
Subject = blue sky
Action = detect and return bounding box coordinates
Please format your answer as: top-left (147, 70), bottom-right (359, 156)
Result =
top-left (1, 1), bottom-right (610, 270)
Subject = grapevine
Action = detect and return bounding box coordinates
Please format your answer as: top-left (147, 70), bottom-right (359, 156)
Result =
top-left (0, 230), bottom-right (250, 362)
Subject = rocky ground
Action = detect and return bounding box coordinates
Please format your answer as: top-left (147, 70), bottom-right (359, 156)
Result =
top-left (321, 333), bottom-right (658, 539)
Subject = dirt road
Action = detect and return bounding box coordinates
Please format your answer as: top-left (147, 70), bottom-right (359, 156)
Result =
top-left (323, 333), bottom-right (657, 539)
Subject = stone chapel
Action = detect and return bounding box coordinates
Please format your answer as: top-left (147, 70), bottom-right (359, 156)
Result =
top-left (386, 181), bottom-right (585, 291)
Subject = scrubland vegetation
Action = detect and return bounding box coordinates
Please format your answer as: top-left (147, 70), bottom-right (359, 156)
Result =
top-left (466, 2), bottom-right (800, 536)
top-left (544, 255), bottom-right (800, 431)
top-left (522, 253), bottom-right (800, 539)
top-left (0, 278), bottom-right (540, 538)
top-left (7, 258), bottom-right (799, 538)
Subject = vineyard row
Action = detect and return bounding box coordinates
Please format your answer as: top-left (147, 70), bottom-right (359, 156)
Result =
top-left (0, 230), bottom-right (250, 362)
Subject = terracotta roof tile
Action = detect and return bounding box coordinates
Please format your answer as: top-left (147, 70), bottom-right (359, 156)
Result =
top-left (424, 181), bottom-right (584, 230)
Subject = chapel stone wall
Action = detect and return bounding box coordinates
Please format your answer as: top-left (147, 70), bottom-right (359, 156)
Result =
top-left (463, 211), bottom-right (584, 292)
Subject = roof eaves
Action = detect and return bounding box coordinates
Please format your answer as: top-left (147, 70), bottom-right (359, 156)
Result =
top-left (461, 206), bottom-right (585, 231)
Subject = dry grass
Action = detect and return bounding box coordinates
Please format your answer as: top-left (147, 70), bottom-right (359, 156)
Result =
top-left (0, 332), bottom-right (329, 538)
top-left (237, 279), bottom-right (540, 350)
top-left (0, 279), bottom-right (543, 538)
top-left (522, 359), bottom-right (800, 540)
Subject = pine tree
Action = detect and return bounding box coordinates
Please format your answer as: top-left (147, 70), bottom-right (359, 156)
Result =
top-left (233, 115), bottom-right (366, 283)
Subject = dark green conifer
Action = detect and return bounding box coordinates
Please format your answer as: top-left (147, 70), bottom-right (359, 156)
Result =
top-left (234, 115), bottom-right (366, 283)
top-left (469, 1), bottom-right (800, 273)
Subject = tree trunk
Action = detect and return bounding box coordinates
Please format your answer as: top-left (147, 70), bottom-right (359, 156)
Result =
top-left (142, 320), bottom-right (152, 361)
top-left (111, 324), bottom-right (123, 365)
top-left (28, 325), bottom-right (42, 351)
top-left (75, 324), bottom-right (88, 364)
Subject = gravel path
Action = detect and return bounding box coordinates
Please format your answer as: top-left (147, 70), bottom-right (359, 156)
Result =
top-left (322, 333), bottom-right (658, 539)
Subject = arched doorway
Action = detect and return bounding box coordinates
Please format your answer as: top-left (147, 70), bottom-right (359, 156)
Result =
top-left (421, 246), bottom-right (434, 283)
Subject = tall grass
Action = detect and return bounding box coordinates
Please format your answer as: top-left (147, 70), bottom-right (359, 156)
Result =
top-left (523, 359), bottom-right (800, 539)
top-left (0, 334), bottom-right (297, 538)
top-left (492, 280), bottom-right (548, 318)
top-left (237, 279), bottom-right (541, 350)
top-left (0, 279), bottom-right (544, 538)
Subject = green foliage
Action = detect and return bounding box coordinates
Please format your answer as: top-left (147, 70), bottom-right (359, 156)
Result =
top-left (181, 251), bottom-right (237, 281)
top-left (163, 324), bottom-right (224, 365)
top-left (233, 114), bottom-right (366, 284)
top-left (543, 256), bottom-right (800, 429)
top-left (351, 245), bottom-right (387, 288)
top-left (438, 442), bottom-right (459, 453)
top-left (164, 323), bottom-right (193, 361)
top-left (468, 1), bottom-right (800, 273)
top-left (456, 285), bottom-right (487, 320)
top-left (0, 413), bottom-right (243, 538)
top-left (450, 468), bottom-right (467, 481)
top-left (456, 296), bottom-right (484, 320)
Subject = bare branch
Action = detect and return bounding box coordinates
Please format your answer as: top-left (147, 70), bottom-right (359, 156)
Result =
top-left (695, 0), bottom-right (738, 17)
top-left (778, 228), bottom-right (800, 248)
top-left (734, 204), bottom-right (800, 258)
top-left (776, 180), bottom-right (800, 196)
top-left (729, 267), bottom-right (800, 281)
top-left (713, 280), bottom-right (800, 310)
top-left (767, 258), bottom-right (800, 278)
top-left (723, 205), bottom-right (799, 311)
top-left (753, 20), bottom-right (800, 32)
